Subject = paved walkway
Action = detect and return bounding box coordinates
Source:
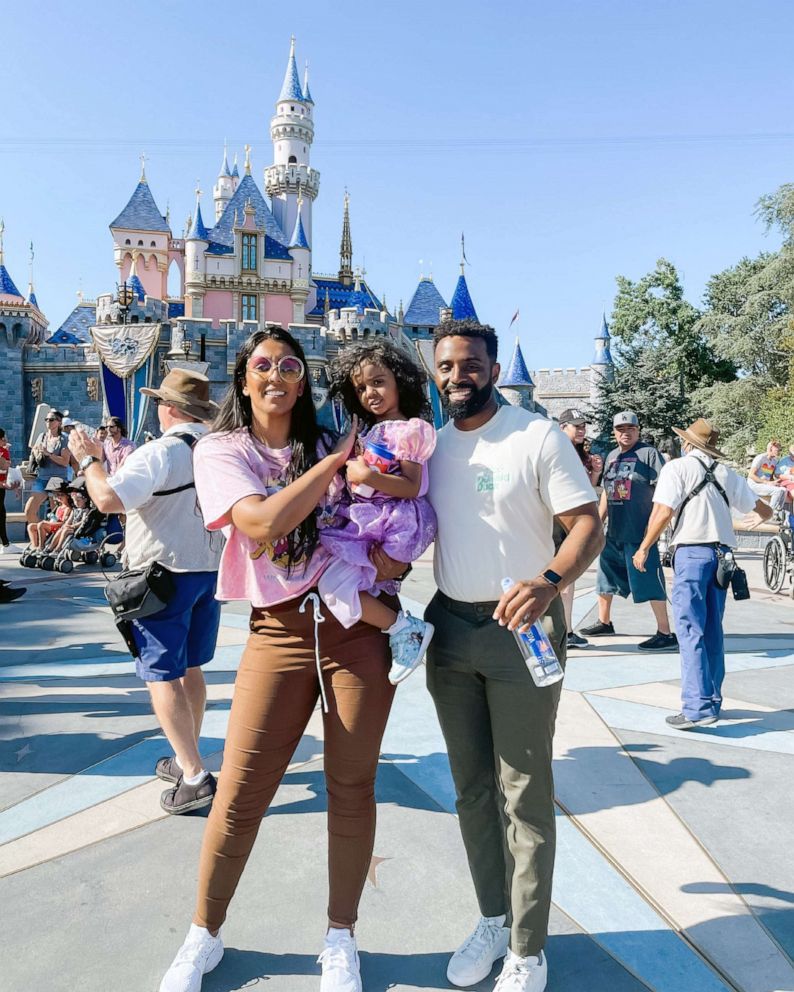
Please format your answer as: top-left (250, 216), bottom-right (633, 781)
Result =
top-left (1, 547), bottom-right (793, 991)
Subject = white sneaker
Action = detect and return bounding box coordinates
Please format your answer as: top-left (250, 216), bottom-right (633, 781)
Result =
top-left (318, 928), bottom-right (362, 992)
top-left (1, 543), bottom-right (21, 554)
top-left (387, 611), bottom-right (434, 685)
top-left (159, 924), bottom-right (224, 992)
top-left (447, 915), bottom-right (509, 987)
top-left (494, 949), bottom-right (547, 992)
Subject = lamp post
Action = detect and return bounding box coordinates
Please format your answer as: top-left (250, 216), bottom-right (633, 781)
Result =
top-left (182, 333), bottom-right (191, 363)
top-left (117, 280), bottom-right (134, 325)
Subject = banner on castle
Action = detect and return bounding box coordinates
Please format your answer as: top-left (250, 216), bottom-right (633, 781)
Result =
top-left (91, 323), bottom-right (161, 443)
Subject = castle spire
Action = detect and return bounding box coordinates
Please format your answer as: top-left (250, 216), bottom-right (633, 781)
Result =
top-left (187, 184), bottom-right (209, 241)
top-left (244, 144), bottom-right (252, 176)
top-left (593, 313), bottom-right (613, 366)
top-left (303, 61), bottom-right (314, 104)
top-left (0, 220), bottom-right (24, 300)
top-left (219, 140), bottom-right (231, 177)
top-left (0, 218), bottom-right (4, 267)
top-left (499, 337), bottom-right (534, 388)
top-left (139, 152), bottom-right (147, 182)
top-left (27, 240), bottom-right (39, 309)
top-left (338, 190), bottom-right (353, 285)
top-left (289, 190), bottom-right (310, 249)
top-left (279, 36), bottom-right (304, 102)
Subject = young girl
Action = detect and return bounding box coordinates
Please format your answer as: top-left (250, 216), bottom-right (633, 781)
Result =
top-left (320, 339), bottom-right (437, 684)
top-left (27, 480), bottom-right (73, 550)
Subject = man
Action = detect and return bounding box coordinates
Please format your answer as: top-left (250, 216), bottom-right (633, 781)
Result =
top-left (96, 425), bottom-right (108, 444)
top-left (748, 439), bottom-right (786, 513)
top-left (426, 319), bottom-right (603, 992)
top-left (25, 410), bottom-right (71, 529)
top-left (580, 411), bottom-right (676, 651)
top-left (69, 370), bottom-right (223, 814)
top-left (632, 419), bottom-right (772, 729)
top-left (102, 416), bottom-right (136, 474)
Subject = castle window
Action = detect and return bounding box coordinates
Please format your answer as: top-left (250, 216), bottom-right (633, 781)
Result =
top-left (242, 234), bottom-right (258, 272)
top-left (138, 240), bottom-right (143, 246)
top-left (288, 155), bottom-right (297, 165)
top-left (150, 241), bottom-right (156, 247)
top-left (242, 294), bottom-right (257, 321)
top-left (125, 239), bottom-right (131, 245)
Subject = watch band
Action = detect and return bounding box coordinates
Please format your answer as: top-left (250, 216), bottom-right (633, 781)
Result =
top-left (80, 455), bottom-right (100, 470)
top-left (541, 568), bottom-right (562, 589)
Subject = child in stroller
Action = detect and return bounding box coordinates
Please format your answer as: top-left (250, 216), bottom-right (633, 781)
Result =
top-left (22, 478), bottom-right (73, 559)
top-left (20, 478), bottom-right (116, 572)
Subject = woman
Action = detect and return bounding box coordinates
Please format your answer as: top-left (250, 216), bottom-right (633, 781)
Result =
top-left (0, 427), bottom-right (14, 552)
top-left (159, 328), bottom-right (399, 992)
top-left (25, 409), bottom-right (71, 529)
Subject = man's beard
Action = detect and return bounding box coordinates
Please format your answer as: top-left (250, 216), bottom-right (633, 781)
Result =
top-left (440, 381), bottom-right (494, 420)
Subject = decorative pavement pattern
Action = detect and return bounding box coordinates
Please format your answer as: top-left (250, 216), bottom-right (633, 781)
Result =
top-left (1, 549), bottom-right (793, 992)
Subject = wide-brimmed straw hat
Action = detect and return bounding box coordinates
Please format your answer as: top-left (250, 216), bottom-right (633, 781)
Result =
top-left (140, 369), bottom-right (218, 421)
top-left (673, 418), bottom-right (726, 459)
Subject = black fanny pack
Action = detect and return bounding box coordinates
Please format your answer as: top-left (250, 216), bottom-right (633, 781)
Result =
top-left (715, 548), bottom-right (750, 600)
top-left (104, 562), bottom-right (176, 621)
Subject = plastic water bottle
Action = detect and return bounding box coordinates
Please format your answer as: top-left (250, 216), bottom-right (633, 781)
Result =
top-left (500, 578), bottom-right (564, 688)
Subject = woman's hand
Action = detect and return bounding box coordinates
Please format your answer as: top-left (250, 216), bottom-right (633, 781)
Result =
top-left (370, 546), bottom-right (409, 583)
top-left (329, 416), bottom-right (359, 469)
top-left (345, 456), bottom-right (374, 486)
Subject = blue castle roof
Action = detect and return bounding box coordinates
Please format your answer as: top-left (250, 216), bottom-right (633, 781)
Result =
top-left (499, 339), bottom-right (534, 387)
top-left (220, 147), bottom-right (232, 178)
top-left (168, 301), bottom-right (185, 319)
top-left (231, 157), bottom-right (240, 178)
top-left (279, 41), bottom-right (304, 102)
top-left (308, 277), bottom-right (383, 318)
top-left (187, 203), bottom-right (209, 241)
top-left (593, 313), bottom-right (613, 365)
top-left (450, 273), bottom-right (478, 321)
top-left (206, 174), bottom-right (288, 253)
top-left (303, 66), bottom-right (314, 104)
top-left (129, 274), bottom-right (146, 301)
top-left (289, 208), bottom-right (310, 250)
top-left (28, 289), bottom-right (39, 309)
top-left (47, 302), bottom-right (96, 345)
top-left (597, 313), bottom-right (611, 339)
top-left (403, 278), bottom-right (447, 326)
top-left (110, 180), bottom-right (170, 233)
top-left (0, 264), bottom-right (23, 299)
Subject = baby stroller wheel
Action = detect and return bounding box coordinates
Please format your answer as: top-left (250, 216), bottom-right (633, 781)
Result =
top-left (57, 558), bottom-right (74, 574)
top-left (41, 555), bottom-right (56, 571)
top-left (86, 550), bottom-right (99, 565)
top-left (100, 553), bottom-right (117, 568)
top-left (20, 551), bottom-right (37, 568)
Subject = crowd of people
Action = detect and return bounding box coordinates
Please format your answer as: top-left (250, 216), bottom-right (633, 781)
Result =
top-left (0, 318), bottom-right (782, 991)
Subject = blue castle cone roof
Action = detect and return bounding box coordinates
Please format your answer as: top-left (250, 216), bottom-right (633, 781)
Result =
top-left (129, 274), bottom-right (146, 302)
top-left (28, 289), bottom-right (39, 309)
top-left (499, 338), bottom-right (534, 387)
top-left (289, 206), bottom-right (310, 249)
top-left (220, 146), bottom-right (232, 177)
top-left (110, 179), bottom-right (170, 233)
top-left (403, 277), bottom-right (448, 325)
top-left (0, 264), bottom-right (23, 299)
top-left (593, 313), bottom-right (613, 365)
top-left (231, 157), bottom-right (239, 178)
top-left (303, 65), bottom-right (314, 104)
top-left (597, 313), bottom-right (611, 339)
top-left (450, 272), bottom-right (478, 321)
top-left (279, 39), bottom-right (305, 102)
top-left (187, 202), bottom-right (209, 241)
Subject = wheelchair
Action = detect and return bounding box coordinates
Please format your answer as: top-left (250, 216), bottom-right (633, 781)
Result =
top-left (762, 513), bottom-right (794, 595)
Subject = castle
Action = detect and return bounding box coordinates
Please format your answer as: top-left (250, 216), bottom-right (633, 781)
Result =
top-left (0, 39), bottom-right (613, 459)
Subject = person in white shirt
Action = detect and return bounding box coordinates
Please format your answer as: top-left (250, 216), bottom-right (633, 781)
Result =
top-left (68, 370), bottom-right (223, 813)
top-left (424, 319), bottom-right (604, 992)
top-left (633, 419), bottom-right (772, 730)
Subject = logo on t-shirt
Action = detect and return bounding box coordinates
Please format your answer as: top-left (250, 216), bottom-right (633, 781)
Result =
top-left (605, 457), bottom-right (636, 503)
top-left (249, 471), bottom-right (309, 571)
top-left (476, 468), bottom-right (512, 492)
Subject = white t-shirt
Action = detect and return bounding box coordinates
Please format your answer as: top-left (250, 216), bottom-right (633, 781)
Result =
top-left (108, 423), bottom-right (208, 511)
top-left (428, 405), bottom-right (596, 602)
top-left (653, 449), bottom-right (757, 548)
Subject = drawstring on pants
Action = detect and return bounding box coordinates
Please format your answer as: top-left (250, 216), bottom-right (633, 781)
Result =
top-left (299, 591), bottom-right (329, 713)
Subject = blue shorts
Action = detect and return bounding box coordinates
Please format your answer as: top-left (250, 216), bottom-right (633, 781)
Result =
top-left (132, 570), bottom-right (221, 682)
top-left (31, 478), bottom-right (50, 493)
top-left (596, 537), bottom-right (666, 603)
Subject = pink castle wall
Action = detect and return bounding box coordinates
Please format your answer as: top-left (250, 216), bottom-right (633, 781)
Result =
top-left (203, 290), bottom-right (234, 328)
top-left (121, 253), bottom-right (164, 300)
top-left (264, 294), bottom-right (293, 327)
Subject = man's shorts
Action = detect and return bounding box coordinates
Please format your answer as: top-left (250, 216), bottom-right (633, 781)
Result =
top-left (595, 537), bottom-right (666, 603)
top-left (132, 570), bottom-right (221, 682)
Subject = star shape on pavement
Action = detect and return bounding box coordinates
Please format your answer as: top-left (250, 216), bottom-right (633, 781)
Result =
top-left (16, 743), bottom-right (32, 762)
top-left (366, 855), bottom-right (392, 889)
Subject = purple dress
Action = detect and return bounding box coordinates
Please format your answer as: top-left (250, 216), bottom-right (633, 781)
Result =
top-left (319, 419), bottom-right (438, 598)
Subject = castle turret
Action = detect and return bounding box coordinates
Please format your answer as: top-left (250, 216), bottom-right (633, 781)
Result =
top-left (184, 187), bottom-right (209, 319)
top-left (589, 312), bottom-right (614, 408)
top-left (338, 191), bottom-right (353, 286)
top-left (450, 240), bottom-right (479, 320)
top-left (498, 338), bottom-right (535, 410)
top-left (289, 194), bottom-right (311, 323)
top-left (213, 142), bottom-right (235, 221)
top-left (265, 37), bottom-right (320, 248)
top-left (402, 276), bottom-right (448, 338)
top-left (109, 157), bottom-right (170, 300)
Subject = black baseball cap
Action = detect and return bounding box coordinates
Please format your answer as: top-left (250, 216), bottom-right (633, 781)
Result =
top-left (559, 408), bottom-right (587, 426)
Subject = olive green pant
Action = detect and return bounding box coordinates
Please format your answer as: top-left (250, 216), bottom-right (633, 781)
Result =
top-left (425, 591), bottom-right (566, 957)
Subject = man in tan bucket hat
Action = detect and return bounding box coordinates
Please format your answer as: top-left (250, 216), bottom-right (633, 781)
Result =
top-left (69, 370), bottom-right (224, 812)
top-left (632, 418), bottom-right (772, 729)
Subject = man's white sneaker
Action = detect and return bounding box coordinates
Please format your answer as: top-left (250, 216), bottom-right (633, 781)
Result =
top-left (493, 949), bottom-right (547, 992)
top-left (318, 928), bottom-right (362, 992)
top-left (447, 915), bottom-right (509, 987)
top-left (159, 924), bottom-right (224, 992)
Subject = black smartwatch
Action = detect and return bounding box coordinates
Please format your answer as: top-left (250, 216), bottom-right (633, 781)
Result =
top-left (540, 568), bottom-right (562, 589)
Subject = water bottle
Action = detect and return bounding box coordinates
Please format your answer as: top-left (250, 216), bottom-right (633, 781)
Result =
top-left (500, 578), bottom-right (564, 688)
top-left (351, 440), bottom-right (397, 498)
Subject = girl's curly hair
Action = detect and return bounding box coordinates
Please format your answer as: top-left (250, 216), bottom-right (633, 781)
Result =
top-left (329, 338), bottom-right (432, 426)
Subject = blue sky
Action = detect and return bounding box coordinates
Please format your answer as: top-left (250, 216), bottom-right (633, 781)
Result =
top-left (1, 0), bottom-right (793, 369)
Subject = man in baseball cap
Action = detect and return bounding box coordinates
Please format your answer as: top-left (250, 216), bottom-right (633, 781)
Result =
top-left (580, 410), bottom-right (677, 651)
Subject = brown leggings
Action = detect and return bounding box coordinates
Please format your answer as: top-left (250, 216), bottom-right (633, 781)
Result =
top-left (194, 591), bottom-right (396, 932)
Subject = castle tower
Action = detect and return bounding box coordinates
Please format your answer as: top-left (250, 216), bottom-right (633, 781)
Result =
top-left (288, 194), bottom-right (311, 323)
top-left (589, 312), bottom-right (614, 408)
top-left (403, 276), bottom-right (448, 337)
top-left (213, 143), bottom-right (235, 221)
top-left (109, 157), bottom-right (170, 301)
top-left (231, 154), bottom-right (240, 192)
top-left (498, 338), bottom-right (535, 410)
top-left (338, 191), bottom-right (353, 286)
top-left (450, 239), bottom-right (478, 320)
top-left (184, 187), bottom-right (209, 319)
top-left (264, 37), bottom-right (320, 248)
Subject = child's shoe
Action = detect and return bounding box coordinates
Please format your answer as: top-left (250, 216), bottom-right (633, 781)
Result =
top-left (386, 611), bottom-right (434, 684)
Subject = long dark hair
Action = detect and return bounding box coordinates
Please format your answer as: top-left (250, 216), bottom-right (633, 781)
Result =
top-left (213, 327), bottom-right (329, 569)
top-left (328, 338), bottom-right (431, 426)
